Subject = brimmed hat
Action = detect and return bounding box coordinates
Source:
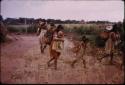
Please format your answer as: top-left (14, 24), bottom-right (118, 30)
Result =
top-left (106, 25), bottom-right (113, 31)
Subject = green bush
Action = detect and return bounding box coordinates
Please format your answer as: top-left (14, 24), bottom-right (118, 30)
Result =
top-left (65, 24), bottom-right (102, 35)
top-left (7, 24), bottom-right (37, 33)
top-left (95, 35), bottom-right (107, 48)
top-left (27, 25), bottom-right (37, 33)
top-left (7, 26), bottom-right (20, 32)
top-left (64, 24), bottom-right (105, 47)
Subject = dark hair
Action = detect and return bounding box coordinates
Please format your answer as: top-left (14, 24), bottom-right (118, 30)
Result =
top-left (56, 25), bottom-right (64, 32)
top-left (111, 24), bottom-right (118, 33)
top-left (42, 19), bottom-right (46, 22)
top-left (81, 35), bottom-right (89, 42)
top-left (81, 35), bottom-right (86, 41)
top-left (40, 21), bottom-right (46, 26)
top-left (50, 23), bottom-right (55, 26)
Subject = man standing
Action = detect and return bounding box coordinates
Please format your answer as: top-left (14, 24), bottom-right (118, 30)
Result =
top-left (98, 24), bottom-right (119, 64)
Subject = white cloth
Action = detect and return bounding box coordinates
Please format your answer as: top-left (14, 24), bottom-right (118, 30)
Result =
top-left (39, 29), bottom-right (47, 45)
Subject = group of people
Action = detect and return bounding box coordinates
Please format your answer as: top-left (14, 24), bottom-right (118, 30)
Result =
top-left (36, 19), bottom-right (122, 70)
top-left (37, 20), bottom-right (64, 70)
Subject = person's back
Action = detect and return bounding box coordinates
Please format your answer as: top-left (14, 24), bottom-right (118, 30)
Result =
top-left (98, 24), bottom-right (119, 64)
top-left (37, 20), bottom-right (47, 36)
top-left (105, 32), bottom-right (116, 54)
top-left (44, 23), bottom-right (56, 45)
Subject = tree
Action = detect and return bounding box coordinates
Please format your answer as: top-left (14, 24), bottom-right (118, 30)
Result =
top-left (0, 15), bottom-right (3, 21)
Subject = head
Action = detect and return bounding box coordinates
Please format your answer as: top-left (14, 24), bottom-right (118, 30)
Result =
top-left (39, 19), bottom-right (46, 26)
top-left (49, 23), bottom-right (55, 31)
top-left (81, 35), bottom-right (86, 41)
top-left (106, 23), bottom-right (119, 33)
top-left (81, 35), bottom-right (88, 43)
top-left (42, 19), bottom-right (46, 22)
top-left (56, 25), bottom-right (64, 32)
top-left (50, 22), bottom-right (55, 26)
top-left (110, 23), bottom-right (118, 33)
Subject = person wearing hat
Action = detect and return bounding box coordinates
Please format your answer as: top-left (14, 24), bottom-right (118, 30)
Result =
top-left (37, 20), bottom-right (49, 53)
top-left (37, 19), bottom-right (47, 36)
top-left (98, 24), bottom-right (119, 64)
top-left (38, 22), bottom-right (56, 53)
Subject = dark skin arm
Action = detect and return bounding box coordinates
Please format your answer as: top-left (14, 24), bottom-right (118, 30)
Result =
top-left (53, 31), bottom-right (64, 42)
top-left (53, 37), bottom-right (64, 42)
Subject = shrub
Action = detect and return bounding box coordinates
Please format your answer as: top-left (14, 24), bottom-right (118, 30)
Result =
top-left (95, 35), bottom-right (107, 48)
top-left (27, 25), bottom-right (37, 33)
top-left (7, 26), bottom-right (20, 32)
top-left (7, 24), bottom-right (37, 33)
top-left (64, 24), bottom-right (107, 48)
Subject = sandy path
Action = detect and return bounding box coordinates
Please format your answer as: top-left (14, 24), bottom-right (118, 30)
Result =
top-left (0, 35), bottom-right (124, 84)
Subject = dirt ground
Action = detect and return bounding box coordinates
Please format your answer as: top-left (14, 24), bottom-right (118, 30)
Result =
top-left (0, 34), bottom-right (124, 84)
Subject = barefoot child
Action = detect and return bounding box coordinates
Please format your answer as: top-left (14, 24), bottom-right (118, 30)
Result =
top-left (71, 35), bottom-right (89, 68)
top-left (47, 25), bottom-right (64, 70)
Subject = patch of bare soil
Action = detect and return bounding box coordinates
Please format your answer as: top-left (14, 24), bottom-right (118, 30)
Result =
top-left (0, 34), bottom-right (124, 84)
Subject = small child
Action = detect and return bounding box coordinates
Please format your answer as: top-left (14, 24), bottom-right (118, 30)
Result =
top-left (71, 35), bottom-right (89, 68)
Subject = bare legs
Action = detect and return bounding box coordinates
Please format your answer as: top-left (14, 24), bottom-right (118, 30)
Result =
top-left (47, 57), bottom-right (55, 67)
top-left (40, 44), bottom-right (47, 53)
top-left (47, 49), bottom-right (60, 70)
top-left (71, 56), bottom-right (86, 68)
top-left (71, 46), bottom-right (87, 68)
top-left (98, 51), bottom-right (114, 65)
